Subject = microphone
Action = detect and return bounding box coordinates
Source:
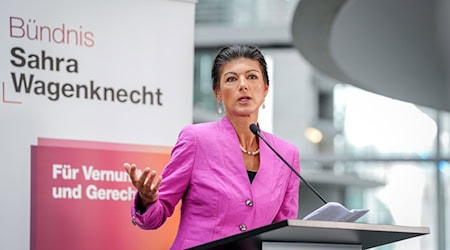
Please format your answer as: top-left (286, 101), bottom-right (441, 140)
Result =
top-left (250, 123), bottom-right (327, 204)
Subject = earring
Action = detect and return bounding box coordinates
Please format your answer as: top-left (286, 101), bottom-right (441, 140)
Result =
top-left (216, 101), bottom-right (223, 114)
top-left (262, 103), bottom-right (266, 109)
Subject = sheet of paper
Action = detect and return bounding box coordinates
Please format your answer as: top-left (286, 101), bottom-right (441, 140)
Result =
top-left (302, 202), bottom-right (369, 222)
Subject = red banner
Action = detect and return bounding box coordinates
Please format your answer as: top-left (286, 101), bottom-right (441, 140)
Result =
top-left (31, 138), bottom-right (179, 250)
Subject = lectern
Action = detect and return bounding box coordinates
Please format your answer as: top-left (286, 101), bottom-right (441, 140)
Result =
top-left (188, 219), bottom-right (430, 250)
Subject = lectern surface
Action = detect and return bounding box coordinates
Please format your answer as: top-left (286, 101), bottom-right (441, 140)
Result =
top-left (188, 220), bottom-right (430, 250)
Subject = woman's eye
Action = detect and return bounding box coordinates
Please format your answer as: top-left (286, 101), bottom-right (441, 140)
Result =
top-left (226, 77), bottom-right (236, 82)
top-left (248, 75), bottom-right (257, 80)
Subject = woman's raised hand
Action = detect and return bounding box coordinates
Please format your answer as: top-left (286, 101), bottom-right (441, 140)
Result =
top-left (123, 162), bottom-right (162, 208)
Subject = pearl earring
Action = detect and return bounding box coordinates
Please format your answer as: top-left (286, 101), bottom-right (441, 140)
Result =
top-left (216, 101), bottom-right (223, 114)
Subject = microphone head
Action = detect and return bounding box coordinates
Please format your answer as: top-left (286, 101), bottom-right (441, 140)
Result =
top-left (249, 123), bottom-right (259, 135)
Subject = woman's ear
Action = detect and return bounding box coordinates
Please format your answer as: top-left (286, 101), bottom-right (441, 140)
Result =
top-left (214, 89), bottom-right (222, 101)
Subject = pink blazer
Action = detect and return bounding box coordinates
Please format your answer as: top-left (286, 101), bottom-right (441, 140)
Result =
top-left (131, 116), bottom-right (300, 249)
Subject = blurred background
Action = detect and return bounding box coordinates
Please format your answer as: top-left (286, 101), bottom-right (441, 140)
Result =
top-left (192, 0), bottom-right (450, 249)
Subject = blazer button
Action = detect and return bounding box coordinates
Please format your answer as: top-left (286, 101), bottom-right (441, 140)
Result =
top-left (245, 199), bottom-right (253, 207)
top-left (239, 224), bottom-right (247, 232)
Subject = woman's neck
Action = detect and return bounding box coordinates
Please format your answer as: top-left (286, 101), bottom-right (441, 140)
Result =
top-left (226, 115), bottom-right (259, 150)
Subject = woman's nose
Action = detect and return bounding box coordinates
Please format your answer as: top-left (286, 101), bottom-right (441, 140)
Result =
top-left (238, 77), bottom-right (248, 90)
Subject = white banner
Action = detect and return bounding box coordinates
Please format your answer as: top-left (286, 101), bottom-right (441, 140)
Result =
top-left (0, 0), bottom-right (195, 249)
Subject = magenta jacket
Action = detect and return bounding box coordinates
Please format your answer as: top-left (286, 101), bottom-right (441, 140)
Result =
top-left (131, 116), bottom-right (300, 249)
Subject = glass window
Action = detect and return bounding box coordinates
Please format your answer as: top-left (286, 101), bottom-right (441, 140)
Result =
top-left (441, 161), bottom-right (450, 250)
top-left (440, 112), bottom-right (450, 159)
top-left (358, 162), bottom-right (437, 250)
top-left (334, 84), bottom-right (438, 159)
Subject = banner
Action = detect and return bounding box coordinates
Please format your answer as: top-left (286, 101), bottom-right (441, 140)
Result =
top-left (0, 0), bottom-right (196, 249)
top-left (31, 138), bottom-right (180, 250)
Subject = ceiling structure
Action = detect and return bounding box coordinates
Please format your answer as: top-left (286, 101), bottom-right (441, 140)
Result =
top-left (195, 0), bottom-right (450, 111)
top-left (291, 0), bottom-right (450, 111)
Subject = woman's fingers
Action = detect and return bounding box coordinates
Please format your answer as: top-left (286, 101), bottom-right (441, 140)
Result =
top-left (143, 170), bottom-right (157, 191)
top-left (135, 167), bottom-right (150, 189)
top-left (123, 162), bottom-right (139, 186)
top-left (153, 175), bottom-right (162, 191)
top-left (123, 163), bottom-right (161, 202)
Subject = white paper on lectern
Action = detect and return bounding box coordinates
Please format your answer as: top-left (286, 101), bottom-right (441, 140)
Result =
top-left (302, 202), bottom-right (369, 222)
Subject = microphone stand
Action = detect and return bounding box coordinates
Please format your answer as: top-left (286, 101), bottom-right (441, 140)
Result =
top-left (250, 124), bottom-right (327, 205)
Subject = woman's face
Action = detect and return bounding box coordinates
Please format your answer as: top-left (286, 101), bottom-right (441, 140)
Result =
top-left (215, 58), bottom-right (268, 117)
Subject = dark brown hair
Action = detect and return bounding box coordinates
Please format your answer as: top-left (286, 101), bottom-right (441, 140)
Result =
top-left (211, 44), bottom-right (269, 91)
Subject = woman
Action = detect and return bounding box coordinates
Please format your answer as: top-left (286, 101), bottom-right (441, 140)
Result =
top-left (124, 44), bottom-right (300, 249)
